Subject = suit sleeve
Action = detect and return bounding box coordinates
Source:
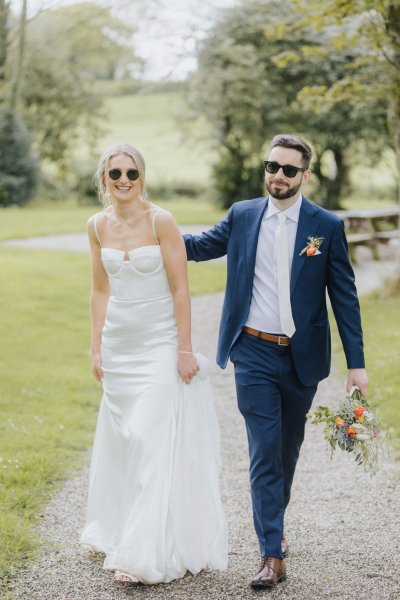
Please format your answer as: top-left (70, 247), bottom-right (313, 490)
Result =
top-left (326, 219), bottom-right (365, 369)
top-left (183, 207), bottom-right (232, 261)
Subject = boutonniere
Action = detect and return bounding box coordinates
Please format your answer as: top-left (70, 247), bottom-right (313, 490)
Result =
top-left (299, 236), bottom-right (325, 256)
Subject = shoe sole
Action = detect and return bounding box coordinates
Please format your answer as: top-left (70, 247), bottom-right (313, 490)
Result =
top-left (250, 574), bottom-right (287, 589)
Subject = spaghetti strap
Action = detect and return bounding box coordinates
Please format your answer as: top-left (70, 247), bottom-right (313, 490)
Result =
top-left (93, 213), bottom-right (102, 247)
top-left (151, 209), bottom-right (161, 244)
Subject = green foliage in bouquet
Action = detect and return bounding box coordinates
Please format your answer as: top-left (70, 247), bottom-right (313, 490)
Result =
top-left (309, 387), bottom-right (385, 474)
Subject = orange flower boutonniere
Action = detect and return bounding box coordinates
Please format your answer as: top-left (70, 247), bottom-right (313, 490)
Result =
top-left (299, 236), bottom-right (325, 256)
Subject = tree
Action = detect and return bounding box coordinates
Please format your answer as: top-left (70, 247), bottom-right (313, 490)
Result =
top-left (270, 24), bottom-right (390, 208)
top-left (3, 2), bottom-right (140, 173)
top-left (189, 0), bottom-right (390, 208)
top-left (286, 0), bottom-right (399, 184)
top-left (18, 2), bottom-right (139, 167)
top-left (189, 3), bottom-right (289, 207)
top-left (20, 45), bottom-right (103, 168)
top-left (27, 2), bottom-right (140, 82)
top-left (0, 107), bottom-right (38, 206)
top-left (0, 0), bottom-right (8, 88)
top-left (0, 0), bottom-right (39, 207)
top-left (8, 0), bottom-right (27, 110)
top-left (189, 19), bottom-right (272, 206)
top-left (288, 0), bottom-right (400, 290)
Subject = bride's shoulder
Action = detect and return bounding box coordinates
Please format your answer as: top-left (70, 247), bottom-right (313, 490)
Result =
top-left (147, 204), bottom-right (175, 224)
top-left (87, 209), bottom-right (112, 242)
top-left (147, 205), bottom-right (179, 241)
top-left (87, 208), bottom-right (111, 226)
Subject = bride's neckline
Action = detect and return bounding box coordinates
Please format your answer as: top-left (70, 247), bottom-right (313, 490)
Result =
top-left (101, 245), bottom-right (161, 262)
top-left (101, 244), bottom-right (160, 253)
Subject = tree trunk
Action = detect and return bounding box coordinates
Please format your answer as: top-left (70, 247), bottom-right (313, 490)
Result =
top-left (387, 1), bottom-right (400, 200)
top-left (8, 0), bottom-right (28, 110)
top-left (0, 0), bottom-right (9, 85)
top-left (313, 148), bottom-right (346, 210)
top-left (384, 0), bottom-right (400, 295)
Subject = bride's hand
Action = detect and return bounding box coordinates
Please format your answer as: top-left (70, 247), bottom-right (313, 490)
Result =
top-left (178, 352), bottom-right (199, 384)
top-left (91, 353), bottom-right (104, 382)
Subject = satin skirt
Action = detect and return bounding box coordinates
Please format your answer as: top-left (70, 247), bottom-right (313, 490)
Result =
top-left (80, 295), bottom-right (228, 584)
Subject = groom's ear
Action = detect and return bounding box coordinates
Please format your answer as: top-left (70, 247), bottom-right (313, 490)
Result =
top-left (302, 169), bottom-right (312, 184)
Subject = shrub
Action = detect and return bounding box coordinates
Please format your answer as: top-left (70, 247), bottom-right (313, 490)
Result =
top-left (0, 108), bottom-right (38, 207)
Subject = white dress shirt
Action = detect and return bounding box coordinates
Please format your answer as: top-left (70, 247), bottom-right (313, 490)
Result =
top-left (245, 195), bottom-right (302, 334)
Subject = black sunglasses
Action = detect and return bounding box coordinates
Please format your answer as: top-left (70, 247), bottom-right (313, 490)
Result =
top-left (264, 161), bottom-right (306, 178)
top-left (108, 168), bottom-right (140, 181)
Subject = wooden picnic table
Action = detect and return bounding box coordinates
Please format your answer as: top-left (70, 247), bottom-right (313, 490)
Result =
top-left (332, 206), bottom-right (400, 262)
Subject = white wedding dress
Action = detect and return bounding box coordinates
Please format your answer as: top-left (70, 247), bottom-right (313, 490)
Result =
top-left (80, 212), bottom-right (228, 584)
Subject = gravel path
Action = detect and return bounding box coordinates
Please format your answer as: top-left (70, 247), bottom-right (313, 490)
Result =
top-left (6, 239), bottom-right (400, 600)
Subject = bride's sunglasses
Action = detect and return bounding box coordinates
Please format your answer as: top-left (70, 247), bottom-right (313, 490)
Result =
top-left (264, 161), bottom-right (306, 178)
top-left (108, 168), bottom-right (140, 181)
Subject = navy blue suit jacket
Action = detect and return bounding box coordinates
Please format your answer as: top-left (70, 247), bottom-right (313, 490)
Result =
top-left (184, 196), bottom-right (365, 387)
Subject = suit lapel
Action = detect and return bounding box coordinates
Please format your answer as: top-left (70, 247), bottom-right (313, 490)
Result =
top-left (290, 197), bottom-right (319, 296)
top-left (246, 197), bottom-right (268, 280)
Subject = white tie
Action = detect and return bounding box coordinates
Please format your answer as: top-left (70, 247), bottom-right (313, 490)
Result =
top-left (275, 213), bottom-right (296, 338)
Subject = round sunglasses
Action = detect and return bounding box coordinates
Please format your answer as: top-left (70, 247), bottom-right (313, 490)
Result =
top-left (264, 161), bottom-right (306, 178)
top-left (108, 168), bottom-right (140, 181)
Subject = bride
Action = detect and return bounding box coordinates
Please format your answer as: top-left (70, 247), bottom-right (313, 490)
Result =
top-left (80, 143), bottom-right (228, 584)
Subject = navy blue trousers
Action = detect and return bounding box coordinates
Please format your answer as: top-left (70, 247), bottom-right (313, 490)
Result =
top-left (230, 331), bottom-right (317, 559)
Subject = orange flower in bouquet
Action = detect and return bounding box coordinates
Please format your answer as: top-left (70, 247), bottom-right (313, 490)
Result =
top-left (309, 387), bottom-right (385, 474)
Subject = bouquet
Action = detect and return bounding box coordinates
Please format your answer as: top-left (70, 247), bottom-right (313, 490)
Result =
top-left (309, 386), bottom-right (385, 474)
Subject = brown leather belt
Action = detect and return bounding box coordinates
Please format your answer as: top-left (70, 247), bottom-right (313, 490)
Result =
top-left (243, 326), bottom-right (291, 346)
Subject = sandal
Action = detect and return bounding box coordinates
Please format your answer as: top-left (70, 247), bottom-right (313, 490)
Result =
top-left (114, 570), bottom-right (139, 583)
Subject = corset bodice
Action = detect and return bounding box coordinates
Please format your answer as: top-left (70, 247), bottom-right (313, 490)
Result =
top-left (101, 245), bottom-right (172, 301)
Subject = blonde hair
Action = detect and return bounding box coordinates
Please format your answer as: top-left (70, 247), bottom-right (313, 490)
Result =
top-left (95, 144), bottom-right (147, 207)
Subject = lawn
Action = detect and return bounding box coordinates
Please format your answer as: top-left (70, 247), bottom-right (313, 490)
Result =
top-left (331, 289), bottom-right (400, 454)
top-left (0, 248), bottom-right (226, 588)
top-left (90, 92), bottom-right (217, 187)
top-left (0, 199), bottom-right (225, 241)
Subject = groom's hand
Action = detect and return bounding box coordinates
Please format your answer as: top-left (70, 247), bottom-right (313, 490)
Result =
top-left (346, 368), bottom-right (368, 396)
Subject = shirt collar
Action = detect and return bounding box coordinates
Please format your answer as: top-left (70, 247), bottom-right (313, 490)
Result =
top-left (265, 194), bottom-right (303, 223)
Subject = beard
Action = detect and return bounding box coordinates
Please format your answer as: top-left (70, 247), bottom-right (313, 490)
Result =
top-left (265, 178), bottom-right (302, 200)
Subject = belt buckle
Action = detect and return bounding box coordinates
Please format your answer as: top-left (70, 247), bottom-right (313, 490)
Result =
top-left (277, 336), bottom-right (287, 346)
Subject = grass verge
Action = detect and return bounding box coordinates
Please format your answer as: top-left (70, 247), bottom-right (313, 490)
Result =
top-left (0, 248), bottom-right (226, 589)
top-left (0, 199), bottom-right (225, 241)
top-left (97, 92), bottom-right (217, 186)
top-left (331, 288), bottom-right (400, 454)
top-left (1, 195), bottom-right (398, 242)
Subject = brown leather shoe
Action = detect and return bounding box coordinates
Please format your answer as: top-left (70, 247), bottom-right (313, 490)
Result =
top-left (281, 533), bottom-right (289, 558)
top-left (250, 556), bottom-right (287, 589)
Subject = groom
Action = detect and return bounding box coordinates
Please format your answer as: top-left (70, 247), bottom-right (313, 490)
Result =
top-left (184, 134), bottom-right (368, 589)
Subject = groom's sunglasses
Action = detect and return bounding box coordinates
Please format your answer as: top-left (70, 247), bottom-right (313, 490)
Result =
top-left (264, 161), bottom-right (306, 178)
top-left (108, 168), bottom-right (140, 181)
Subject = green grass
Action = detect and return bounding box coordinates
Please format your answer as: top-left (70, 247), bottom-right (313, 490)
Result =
top-left (0, 248), bottom-right (225, 588)
top-left (2, 193), bottom-right (397, 242)
top-left (0, 250), bottom-right (97, 586)
top-left (331, 289), bottom-right (400, 454)
top-left (0, 199), bottom-right (225, 241)
top-left (94, 92), bottom-right (217, 186)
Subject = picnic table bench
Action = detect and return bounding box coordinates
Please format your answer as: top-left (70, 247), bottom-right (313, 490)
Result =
top-left (332, 206), bottom-right (400, 262)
